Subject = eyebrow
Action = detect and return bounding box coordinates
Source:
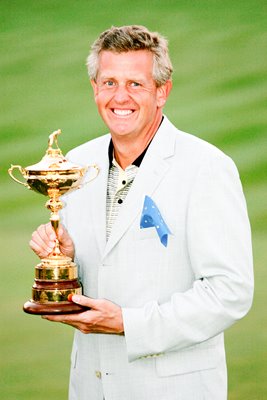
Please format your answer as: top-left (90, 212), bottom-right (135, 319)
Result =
top-left (98, 76), bottom-right (147, 84)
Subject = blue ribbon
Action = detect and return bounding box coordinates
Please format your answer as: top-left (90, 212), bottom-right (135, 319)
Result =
top-left (140, 195), bottom-right (171, 247)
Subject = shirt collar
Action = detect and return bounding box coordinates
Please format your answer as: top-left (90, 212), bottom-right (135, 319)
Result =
top-left (108, 139), bottom-right (149, 169)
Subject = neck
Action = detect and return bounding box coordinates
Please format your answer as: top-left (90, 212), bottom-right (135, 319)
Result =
top-left (112, 113), bottom-right (163, 170)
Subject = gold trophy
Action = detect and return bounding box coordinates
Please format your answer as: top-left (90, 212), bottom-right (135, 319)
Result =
top-left (8, 129), bottom-right (99, 315)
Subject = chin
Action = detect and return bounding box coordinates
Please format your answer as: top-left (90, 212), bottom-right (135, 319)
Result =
top-left (108, 123), bottom-right (135, 137)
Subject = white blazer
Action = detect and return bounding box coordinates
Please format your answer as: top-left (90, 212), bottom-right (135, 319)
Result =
top-left (62, 117), bottom-right (253, 400)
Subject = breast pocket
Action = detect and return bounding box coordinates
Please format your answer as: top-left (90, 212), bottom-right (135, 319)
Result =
top-left (134, 227), bottom-right (167, 261)
top-left (135, 226), bottom-right (158, 240)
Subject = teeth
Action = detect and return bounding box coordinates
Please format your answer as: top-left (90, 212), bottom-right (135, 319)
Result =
top-left (113, 109), bottom-right (133, 116)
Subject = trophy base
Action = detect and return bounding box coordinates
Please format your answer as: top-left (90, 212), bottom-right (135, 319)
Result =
top-left (23, 300), bottom-right (87, 315)
top-left (23, 254), bottom-right (88, 315)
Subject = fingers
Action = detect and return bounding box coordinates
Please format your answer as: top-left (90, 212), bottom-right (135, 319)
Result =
top-left (29, 223), bottom-right (75, 259)
top-left (41, 308), bottom-right (93, 333)
top-left (29, 223), bottom-right (55, 258)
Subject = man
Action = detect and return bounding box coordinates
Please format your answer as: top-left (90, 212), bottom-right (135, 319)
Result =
top-left (30, 25), bottom-right (254, 399)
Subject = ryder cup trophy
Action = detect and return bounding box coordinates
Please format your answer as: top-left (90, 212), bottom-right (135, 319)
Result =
top-left (8, 129), bottom-right (99, 315)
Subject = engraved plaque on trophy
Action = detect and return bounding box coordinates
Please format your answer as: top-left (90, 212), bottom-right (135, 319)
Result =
top-left (8, 129), bottom-right (99, 314)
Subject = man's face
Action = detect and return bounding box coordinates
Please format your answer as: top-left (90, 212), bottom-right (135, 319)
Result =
top-left (91, 50), bottom-right (171, 141)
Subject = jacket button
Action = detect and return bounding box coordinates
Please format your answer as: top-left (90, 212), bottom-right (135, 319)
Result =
top-left (95, 370), bottom-right (101, 379)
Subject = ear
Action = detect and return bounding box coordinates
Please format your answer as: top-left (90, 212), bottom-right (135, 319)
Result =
top-left (156, 80), bottom-right (172, 108)
top-left (90, 79), bottom-right (98, 97)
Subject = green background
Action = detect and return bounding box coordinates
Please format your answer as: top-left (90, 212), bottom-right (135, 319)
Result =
top-left (1, 1), bottom-right (266, 398)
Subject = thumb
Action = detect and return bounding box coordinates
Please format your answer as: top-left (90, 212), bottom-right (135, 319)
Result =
top-left (57, 224), bottom-right (75, 259)
top-left (57, 224), bottom-right (71, 242)
top-left (71, 294), bottom-right (97, 309)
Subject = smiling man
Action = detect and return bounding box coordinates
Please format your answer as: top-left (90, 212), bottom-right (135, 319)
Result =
top-left (30, 26), bottom-right (253, 400)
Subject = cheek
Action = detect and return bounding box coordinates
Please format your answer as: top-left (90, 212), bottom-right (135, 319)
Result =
top-left (94, 96), bottom-right (110, 116)
top-left (94, 96), bottom-right (108, 120)
top-left (145, 98), bottom-right (160, 114)
top-left (137, 94), bottom-right (157, 109)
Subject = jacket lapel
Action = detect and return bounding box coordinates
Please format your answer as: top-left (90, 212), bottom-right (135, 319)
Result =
top-left (89, 138), bottom-right (110, 256)
top-left (102, 118), bottom-right (176, 260)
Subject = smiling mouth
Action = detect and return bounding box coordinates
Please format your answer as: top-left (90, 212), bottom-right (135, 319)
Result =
top-left (112, 109), bottom-right (134, 116)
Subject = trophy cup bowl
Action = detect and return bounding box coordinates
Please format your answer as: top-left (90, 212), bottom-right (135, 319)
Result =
top-left (8, 129), bottom-right (99, 314)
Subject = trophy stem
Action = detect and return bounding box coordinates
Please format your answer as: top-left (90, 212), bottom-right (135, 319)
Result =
top-left (46, 188), bottom-right (64, 256)
top-left (50, 215), bottom-right (62, 256)
top-left (50, 214), bottom-right (59, 235)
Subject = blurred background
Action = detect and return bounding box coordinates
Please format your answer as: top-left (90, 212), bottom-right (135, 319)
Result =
top-left (0, 1), bottom-right (266, 398)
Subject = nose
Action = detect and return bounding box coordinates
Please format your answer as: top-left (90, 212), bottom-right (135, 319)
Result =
top-left (113, 83), bottom-right (130, 103)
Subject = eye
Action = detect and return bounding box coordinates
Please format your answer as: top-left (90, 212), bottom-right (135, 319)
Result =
top-left (104, 80), bottom-right (115, 87)
top-left (129, 81), bottom-right (141, 87)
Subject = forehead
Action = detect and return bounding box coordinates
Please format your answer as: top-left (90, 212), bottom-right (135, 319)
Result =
top-left (97, 50), bottom-right (154, 79)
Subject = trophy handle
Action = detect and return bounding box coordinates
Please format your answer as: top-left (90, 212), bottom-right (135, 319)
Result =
top-left (8, 164), bottom-right (30, 188)
top-left (81, 164), bottom-right (100, 187)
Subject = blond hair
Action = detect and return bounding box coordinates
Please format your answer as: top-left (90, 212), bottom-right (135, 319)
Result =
top-left (86, 25), bottom-right (173, 87)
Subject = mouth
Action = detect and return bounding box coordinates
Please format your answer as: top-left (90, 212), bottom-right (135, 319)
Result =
top-left (112, 109), bottom-right (134, 116)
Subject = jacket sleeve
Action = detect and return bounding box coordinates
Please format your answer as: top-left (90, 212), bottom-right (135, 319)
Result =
top-left (122, 154), bottom-right (254, 362)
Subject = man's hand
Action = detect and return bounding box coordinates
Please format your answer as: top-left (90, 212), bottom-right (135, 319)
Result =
top-left (42, 295), bottom-right (124, 335)
top-left (29, 223), bottom-right (75, 260)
